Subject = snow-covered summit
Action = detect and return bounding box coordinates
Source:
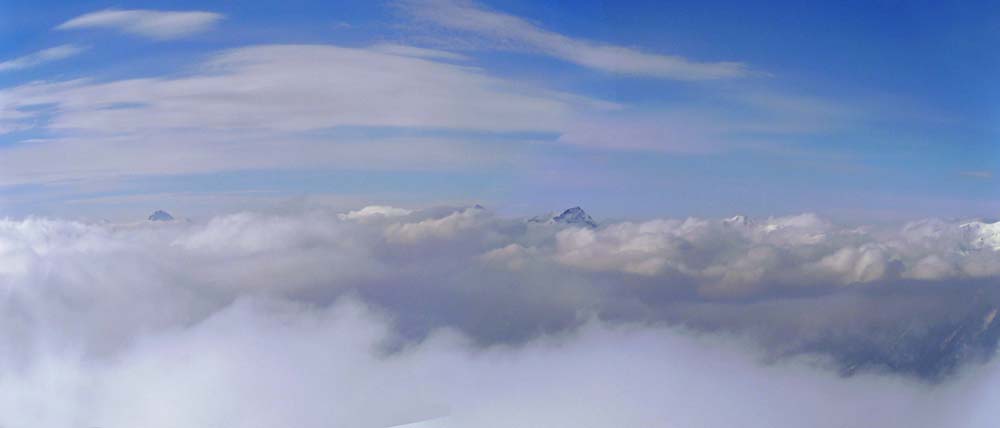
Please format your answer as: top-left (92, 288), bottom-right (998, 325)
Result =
top-left (148, 210), bottom-right (175, 222)
top-left (723, 215), bottom-right (753, 227)
top-left (960, 220), bottom-right (1000, 251)
top-left (530, 206), bottom-right (597, 228)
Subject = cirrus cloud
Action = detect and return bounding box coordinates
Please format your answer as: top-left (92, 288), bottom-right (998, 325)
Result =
top-left (397, 0), bottom-right (752, 80)
top-left (0, 45), bottom-right (87, 72)
top-left (56, 9), bottom-right (224, 40)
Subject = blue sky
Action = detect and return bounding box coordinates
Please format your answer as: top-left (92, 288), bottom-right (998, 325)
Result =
top-left (1, 0), bottom-right (997, 220)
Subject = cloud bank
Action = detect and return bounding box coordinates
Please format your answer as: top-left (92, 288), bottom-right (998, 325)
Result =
top-left (9, 297), bottom-right (992, 428)
top-left (2, 206), bottom-right (1000, 426)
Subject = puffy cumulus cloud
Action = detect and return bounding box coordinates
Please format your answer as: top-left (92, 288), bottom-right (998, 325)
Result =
top-left (3, 208), bottom-right (1000, 338)
top-left (384, 206), bottom-right (490, 244)
top-left (550, 213), bottom-right (1000, 295)
top-left (479, 243), bottom-right (538, 271)
top-left (3, 206), bottom-right (1000, 425)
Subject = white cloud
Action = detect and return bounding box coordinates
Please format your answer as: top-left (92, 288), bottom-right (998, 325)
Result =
top-left (56, 9), bottom-right (223, 40)
top-left (0, 38), bottom-right (847, 186)
top-left (1, 294), bottom-right (983, 428)
top-left (5, 200), bottom-right (1000, 306)
top-left (0, 45), bottom-right (86, 72)
top-left (480, 243), bottom-right (537, 270)
top-left (0, 44), bottom-right (615, 185)
top-left (549, 212), bottom-right (1000, 295)
top-left (340, 205), bottom-right (415, 221)
top-left (370, 43), bottom-right (470, 61)
top-left (0, 205), bottom-right (1000, 414)
top-left (0, 44), bottom-right (611, 134)
top-left (2, 207), bottom-right (996, 426)
top-left (384, 206), bottom-right (486, 243)
top-left (398, 0), bottom-right (750, 80)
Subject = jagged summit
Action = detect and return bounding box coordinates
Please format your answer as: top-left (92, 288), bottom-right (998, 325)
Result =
top-left (724, 215), bottom-right (753, 227)
top-left (530, 206), bottom-right (597, 228)
top-left (960, 220), bottom-right (1000, 251)
top-left (554, 207), bottom-right (597, 228)
top-left (148, 210), bottom-right (175, 222)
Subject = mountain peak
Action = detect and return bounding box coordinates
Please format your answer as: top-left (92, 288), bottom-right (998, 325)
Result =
top-left (148, 210), bottom-right (175, 222)
top-left (529, 206), bottom-right (597, 228)
top-left (961, 220), bottom-right (1000, 251)
top-left (724, 215), bottom-right (753, 227)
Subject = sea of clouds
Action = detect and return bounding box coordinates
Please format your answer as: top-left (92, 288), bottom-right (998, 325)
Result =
top-left (2, 205), bottom-right (1000, 427)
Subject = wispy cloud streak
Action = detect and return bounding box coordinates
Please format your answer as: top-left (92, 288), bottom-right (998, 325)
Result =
top-left (398, 0), bottom-right (751, 80)
top-left (0, 45), bottom-right (86, 72)
top-left (57, 9), bottom-right (223, 40)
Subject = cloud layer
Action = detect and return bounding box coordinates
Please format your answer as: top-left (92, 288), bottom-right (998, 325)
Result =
top-left (2, 205), bottom-right (1000, 428)
top-left (551, 214), bottom-right (1000, 292)
top-left (4, 208), bottom-right (1000, 349)
top-left (6, 294), bottom-right (991, 428)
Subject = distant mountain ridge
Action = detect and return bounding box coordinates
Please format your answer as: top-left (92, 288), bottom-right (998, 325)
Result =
top-left (832, 302), bottom-right (1000, 380)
